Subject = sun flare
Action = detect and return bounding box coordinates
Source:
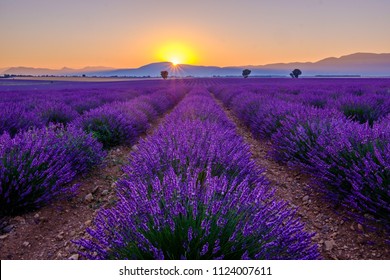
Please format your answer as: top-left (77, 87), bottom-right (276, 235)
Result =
top-left (156, 42), bottom-right (196, 65)
top-left (171, 58), bottom-right (180, 66)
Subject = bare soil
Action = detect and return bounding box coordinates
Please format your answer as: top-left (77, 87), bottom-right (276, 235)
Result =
top-left (214, 98), bottom-right (390, 260)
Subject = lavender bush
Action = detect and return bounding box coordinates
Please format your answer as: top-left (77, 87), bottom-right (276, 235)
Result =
top-left (56, 124), bottom-right (106, 174)
top-left (307, 121), bottom-right (390, 230)
top-left (0, 127), bottom-right (76, 215)
top-left (73, 105), bottom-right (149, 149)
top-left (0, 103), bottom-right (43, 136)
top-left (72, 90), bottom-right (185, 149)
top-left (77, 90), bottom-right (319, 260)
top-left (0, 124), bottom-right (105, 216)
top-left (270, 107), bottom-right (346, 166)
top-left (212, 78), bottom-right (390, 234)
top-left (79, 169), bottom-right (318, 260)
top-left (337, 95), bottom-right (390, 126)
top-left (0, 79), bottom-right (188, 137)
top-left (0, 80), bottom-right (189, 216)
top-left (36, 101), bottom-right (79, 125)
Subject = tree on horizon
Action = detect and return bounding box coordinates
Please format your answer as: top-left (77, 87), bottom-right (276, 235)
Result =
top-left (290, 69), bottom-right (302, 78)
top-left (161, 70), bottom-right (168, 80)
top-left (242, 69), bottom-right (251, 78)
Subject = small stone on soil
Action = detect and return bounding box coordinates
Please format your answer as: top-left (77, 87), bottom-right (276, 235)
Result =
top-left (92, 186), bottom-right (100, 194)
top-left (56, 232), bottom-right (64, 241)
top-left (84, 193), bottom-right (94, 203)
top-left (324, 239), bottom-right (336, 251)
top-left (12, 216), bottom-right (26, 225)
top-left (0, 234), bottom-right (9, 240)
top-left (69, 254), bottom-right (79, 260)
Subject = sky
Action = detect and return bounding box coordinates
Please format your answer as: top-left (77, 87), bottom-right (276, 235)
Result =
top-left (0, 0), bottom-right (389, 68)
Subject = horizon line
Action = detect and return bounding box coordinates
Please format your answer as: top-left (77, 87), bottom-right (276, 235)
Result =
top-left (2, 52), bottom-right (390, 70)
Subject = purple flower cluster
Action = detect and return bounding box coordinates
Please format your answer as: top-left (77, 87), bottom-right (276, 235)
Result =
top-left (307, 120), bottom-right (390, 230)
top-left (72, 89), bottom-right (186, 148)
top-left (0, 80), bottom-right (186, 136)
top-left (0, 102), bottom-right (43, 137)
top-left (212, 78), bottom-right (390, 232)
top-left (55, 124), bottom-right (106, 174)
top-left (77, 88), bottom-right (319, 260)
top-left (0, 125), bottom-right (104, 216)
top-left (36, 101), bottom-right (79, 125)
top-left (335, 94), bottom-right (390, 126)
top-left (270, 107), bottom-right (345, 165)
top-left (0, 80), bottom-right (189, 216)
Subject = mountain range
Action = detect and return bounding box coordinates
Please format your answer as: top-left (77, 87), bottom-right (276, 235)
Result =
top-left (2, 53), bottom-right (390, 77)
top-left (1, 66), bottom-right (114, 76)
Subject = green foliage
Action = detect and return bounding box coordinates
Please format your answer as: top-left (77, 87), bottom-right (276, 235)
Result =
top-left (341, 103), bottom-right (378, 126)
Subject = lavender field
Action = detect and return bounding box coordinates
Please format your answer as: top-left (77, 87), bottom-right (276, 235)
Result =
top-left (0, 78), bottom-right (389, 260)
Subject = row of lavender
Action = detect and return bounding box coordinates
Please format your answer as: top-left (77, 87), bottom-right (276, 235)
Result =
top-left (77, 88), bottom-right (319, 260)
top-left (211, 79), bottom-right (390, 233)
top-left (0, 80), bottom-right (171, 136)
top-left (72, 87), bottom-right (186, 148)
top-left (208, 78), bottom-right (390, 127)
top-left (0, 81), bottom-right (187, 216)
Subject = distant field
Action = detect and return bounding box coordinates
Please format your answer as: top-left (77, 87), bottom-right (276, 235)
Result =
top-left (1, 76), bottom-right (162, 83)
top-left (0, 78), bottom-right (389, 260)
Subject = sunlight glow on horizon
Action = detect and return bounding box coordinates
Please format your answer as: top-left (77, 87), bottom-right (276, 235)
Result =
top-left (171, 58), bottom-right (179, 66)
top-left (155, 42), bottom-right (197, 66)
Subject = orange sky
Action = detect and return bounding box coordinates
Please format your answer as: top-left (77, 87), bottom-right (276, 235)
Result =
top-left (0, 0), bottom-right (389, 68)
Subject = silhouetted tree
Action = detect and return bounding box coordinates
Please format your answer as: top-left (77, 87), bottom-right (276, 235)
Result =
top-left (290, 69), bottom-right (302, 78)
top-left (161, 70), bottom-right (168, 80)
top-left (242, 69), bottom-right (251, 78)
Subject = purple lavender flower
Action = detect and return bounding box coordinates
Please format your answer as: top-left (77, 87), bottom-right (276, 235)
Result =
top-left (76, 90), bottom-right (319, 260)
top-left (200, 243), bottom-right (209, 256)
top-left (213, 78), bottom-right (390, 235)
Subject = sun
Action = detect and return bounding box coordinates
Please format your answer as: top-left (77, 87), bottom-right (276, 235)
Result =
top-left (156, 42), bottom-right (196, 65)
top-left (171, 58), bottom-right (180, 66)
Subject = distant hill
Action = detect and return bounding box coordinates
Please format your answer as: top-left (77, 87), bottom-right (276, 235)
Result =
top-left (0, 68), bottom-right (9, 74)
top-left (249, 53), bottom-right (390, 76)
top-left (2, 53), bottom-right (390, 77)
top-left (90, 62), bottom-right (242, 77)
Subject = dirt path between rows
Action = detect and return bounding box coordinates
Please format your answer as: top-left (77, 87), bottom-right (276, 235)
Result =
top-left (212, 95), bottom-right (390, 260)
top-left (0, 111), bottom-right (173, 260)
